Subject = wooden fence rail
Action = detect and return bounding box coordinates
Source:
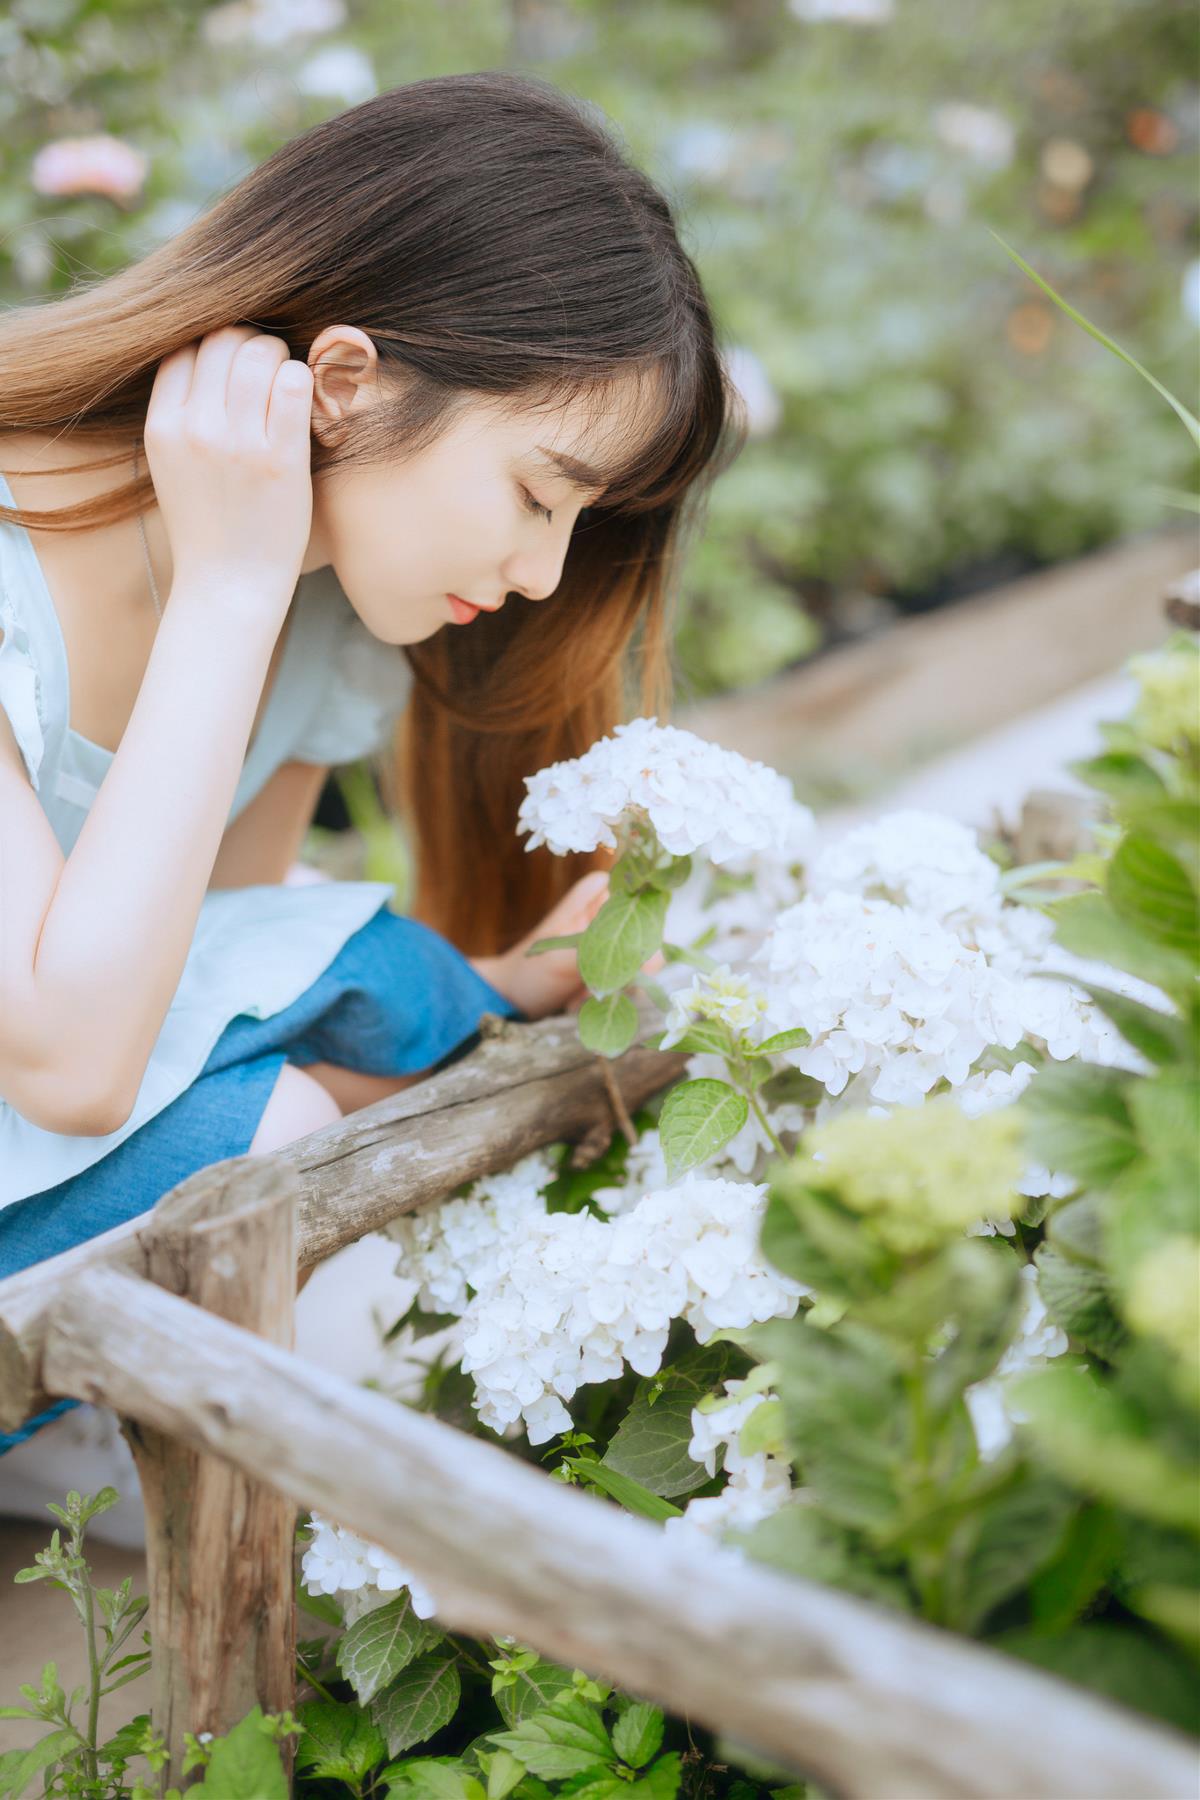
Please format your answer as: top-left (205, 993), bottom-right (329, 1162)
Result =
top-left (1, 1011), bottom-right (1196, 1798)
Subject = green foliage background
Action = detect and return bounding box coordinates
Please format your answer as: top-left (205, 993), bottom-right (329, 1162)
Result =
top-left (1, 0), bottom-right (1196, 699)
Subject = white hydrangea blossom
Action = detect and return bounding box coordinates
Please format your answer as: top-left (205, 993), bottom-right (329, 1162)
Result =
top-left (386, 1150), bottom-right (557, 1315)
top-left (665, 1382), bottom-right (793, 1550)
top-left (965, 1265), bottom-right (1070, 1461)
top-left (755, 891), bottom-right (1026, 1106)
top-left (517, 716), bottom-right (802, 864)
top-left (807, 809), bottom-right (1005, 926)
top-left (301, 1511), bottom-right (437, 1623)
top-left (464, 1176), bottom-right (804, 1442)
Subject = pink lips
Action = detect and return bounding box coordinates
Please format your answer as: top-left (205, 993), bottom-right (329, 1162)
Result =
top-left (447, 594), bottom-right (481, 624)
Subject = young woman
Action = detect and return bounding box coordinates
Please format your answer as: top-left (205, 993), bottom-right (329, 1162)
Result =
top-left (0, 71), bottom-right (741, 1454)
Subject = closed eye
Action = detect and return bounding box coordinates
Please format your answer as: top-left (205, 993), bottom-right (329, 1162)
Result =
top-left (520, 484), bottom-right (554, 524)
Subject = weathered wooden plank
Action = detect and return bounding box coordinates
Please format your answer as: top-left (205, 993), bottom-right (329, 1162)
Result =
top-left (119, 1159), bottom-right (299, 1786)
top-left (681, 528), bottom-right (1196, 787)
top-left (41, 1266), bottom-right (1198, 1800)
top-left (0, 1014), bottom-right (685, 1430)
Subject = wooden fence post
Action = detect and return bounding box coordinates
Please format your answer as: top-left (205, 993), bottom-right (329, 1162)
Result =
top-left (119, 1158), bottom-right (300, 1788)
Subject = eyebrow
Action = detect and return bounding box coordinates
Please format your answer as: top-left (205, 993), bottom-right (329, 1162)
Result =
top-left (534, 445), bottom-right (610, 493)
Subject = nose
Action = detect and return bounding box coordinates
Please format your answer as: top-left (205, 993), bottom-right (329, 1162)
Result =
top-left (502, 536), bottom-right (571, 604)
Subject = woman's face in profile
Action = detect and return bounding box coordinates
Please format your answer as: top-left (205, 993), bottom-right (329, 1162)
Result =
top-left (304, 354), bottom-right (648, 646)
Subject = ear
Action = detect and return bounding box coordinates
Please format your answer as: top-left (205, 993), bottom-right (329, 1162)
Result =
top-left (307, 324), bottom-right (379, 443)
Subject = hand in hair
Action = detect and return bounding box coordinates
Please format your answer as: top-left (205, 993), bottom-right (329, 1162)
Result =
top-left (469, 870), bottom-right (663, 1022)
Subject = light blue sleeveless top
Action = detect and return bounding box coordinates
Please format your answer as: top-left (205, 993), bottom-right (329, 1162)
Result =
top-left (0, 468), bottom-right (414, 1206)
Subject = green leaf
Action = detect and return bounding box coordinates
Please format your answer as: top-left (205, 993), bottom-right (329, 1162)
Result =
top-left (1051, 892), bottom-right (1195, 1000)
top-left (192, 1708), bottom-right (288, 1800)
top-left (295, 1699), bottom-right (388, 1783)
top-left (492, 1659), bottom-right (574, 1729)
top-left (630, 1752), bottom-right (684, 1797)
top-left (954, 1474), bottom-right (1077, 1635)
top-left (568, 1458), bottom-right (682, 1520)
top-left (736, 1505), bottom-right (911, 1611)
top-left (578, 993), bottom-right (640, 1059)
top-left (1029, 1505), bottom-right (1122, 1634)
top-left (1034, 1246), bottom-right (1126, 1362)
top-left (603, 1345), bottom-right (737, 1498)
top-left (1020, 1061), bottom-right (1139, 1189)
top-left (488, 1696), bottom-right (614, 1781)
top-left (578, 891), bottom-right (669, 997)
top-left (371, 1654), bottom-right (461, 1758)
top-left (336, 1591), bottom-right (445, 1705)
top-left (485, 1747), bottom-right (527, 1800)
top-left (384, 1761), bottom-right (484, 1800)
top-left (992, 1623), bottom-right (1200, 1736)
top-left (661, 1019), bottom-right (736, 1059)
top-left (990, 231), bottom-right (1200, 449)
top-left (0, 1728), bottom-right (80, 1799)
top-left (1012, 1362), bottom-right (1199, 1532)
top-left (1066, 751), bottom-right (1168, 809)
top-left (1108, 834), bottom-right (1199, 957)
top-left (611, 1703), bottom-right (664, 1771)
top-left (524, 933), bottom-right (583, 957)
top-left (658, 1078), bottom-right (748, 1178)
top-left (747, 1028), bottom-right (811, 1056)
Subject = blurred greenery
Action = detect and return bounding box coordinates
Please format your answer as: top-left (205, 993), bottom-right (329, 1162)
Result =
top-left (1, 0), bottom-right (1196, 701)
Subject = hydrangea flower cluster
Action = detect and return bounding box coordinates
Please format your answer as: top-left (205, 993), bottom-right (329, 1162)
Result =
top-left (665, 1381), bottom-right (793, 1550)
top-left (391, 1168), bottom-right (805, 1444)
top-left (660, 963), bottom-right (770, 1050)
top-left (755, 890), bottom-right (1027, 1106)
top-left (517, 716), bottom-right (803, 864)
top-left (386, 1151), bottom-right (557, 1317)
top-left (301, 1510), bottom-right (437, 1624)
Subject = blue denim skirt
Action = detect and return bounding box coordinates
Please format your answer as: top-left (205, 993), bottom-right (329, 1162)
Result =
top-left (0, 903), bottom-right (520, 1453)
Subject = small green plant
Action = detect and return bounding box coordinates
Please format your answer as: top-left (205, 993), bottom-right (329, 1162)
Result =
top-left (0, 1488), bottom-right (298, 1798)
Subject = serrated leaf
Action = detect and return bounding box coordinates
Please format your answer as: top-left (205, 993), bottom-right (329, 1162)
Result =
top-left (604, 1345), bottom-right (737, 1497)
top-left (492, 1658), bottom-right (575, 1729)
top-left (371, 1654), bottom-right (461, 1758)
top-left (0, 1728), bottom-right (79, 1798)
top-left (192, 1706), bottom-right (289, 1799)
top-left (488, 1696), bottom-right (614, 1781)
top-left (630, 1750), bottom-right (684, 1796)
top-left (611, 1702), bottom-right (664, 1770)
top-left (296, 1699), bottom-right (388, 1783)
top-left (337, 1592), bottom-right (444, 1704)
top-left (1020, 1061), bottom-right (1140, 1188)
top-left (1108, 834), bottom-right (1199, 956)
top-left (955, 1474), bottom-right (1077, 1634)
top-left (658, 1079), bottom-right (748, 1178)
top-left (1051, 891), bottom-right (1195, 999)
top-left (578, 891), bottom-right (669, 996)
top-left (1035, 1246), bottom-right (1126, 1362)
top-left (578, 993), bottom-right (639, 1059)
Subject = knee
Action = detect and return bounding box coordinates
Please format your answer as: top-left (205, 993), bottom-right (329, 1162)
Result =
top-left (249, 1061), bottom-right (343, 1155)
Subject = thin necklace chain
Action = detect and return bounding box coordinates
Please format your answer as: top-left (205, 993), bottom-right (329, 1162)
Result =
top-left (131, 443), bottom-right (162, 623)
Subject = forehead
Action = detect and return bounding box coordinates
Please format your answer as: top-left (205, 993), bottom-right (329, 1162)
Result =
top-left (476, 367), bottom-right (664, 491)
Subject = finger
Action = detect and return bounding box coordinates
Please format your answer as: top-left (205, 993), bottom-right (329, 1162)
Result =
top-left (226, 334), bottom-right (289, 442)
top-left (265, 359), bottom-right (314, 454)
top-left (188, 324), bottom-right (260, 431)
top-left (147, 343), bottom-right (198, 420)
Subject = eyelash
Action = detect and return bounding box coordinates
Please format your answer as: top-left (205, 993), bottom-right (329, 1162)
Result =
top-left (520, 484), bottom-right (554, 524)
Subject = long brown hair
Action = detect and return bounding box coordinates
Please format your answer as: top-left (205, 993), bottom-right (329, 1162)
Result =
top-left (0, 71), bottom-right (743, 954)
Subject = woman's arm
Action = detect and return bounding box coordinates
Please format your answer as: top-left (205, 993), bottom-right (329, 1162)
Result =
top-left (208, 759), bottom-right (330, 890)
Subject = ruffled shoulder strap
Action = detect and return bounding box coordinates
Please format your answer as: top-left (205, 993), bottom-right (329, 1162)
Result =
top-left (0, 552), bottom-right (49, 794)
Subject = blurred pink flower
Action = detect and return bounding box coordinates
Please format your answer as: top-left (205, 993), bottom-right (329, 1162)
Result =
top-left (31, 135), bottom-right (148, 203)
